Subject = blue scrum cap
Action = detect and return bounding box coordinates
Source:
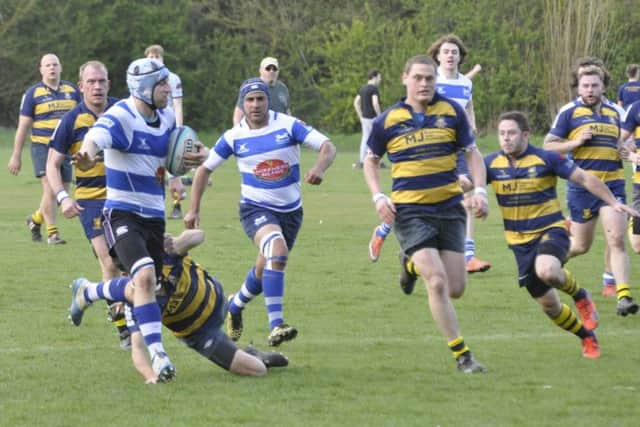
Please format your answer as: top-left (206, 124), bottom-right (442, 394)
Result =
top-left (238, 77), bottom-right (270, 109)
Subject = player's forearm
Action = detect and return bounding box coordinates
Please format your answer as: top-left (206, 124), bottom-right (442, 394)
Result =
top-left (363, 155), bottom-right (383, 195)
top-left (466, 149), bottom-right (487, 189)
top-left (543, 136), bottom-right (580, 154)
top-left (189, 166), bottom-right (210, 214)
top-left (12, 120), bottom-right (31, 154)
top-left (46, 150), bottom-right (66, 195)
top-left (314, 141), bottom-right (337, 173)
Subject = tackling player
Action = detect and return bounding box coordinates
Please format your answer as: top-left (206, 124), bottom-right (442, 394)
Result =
top-left (69, 229), bottom-right (288, 383)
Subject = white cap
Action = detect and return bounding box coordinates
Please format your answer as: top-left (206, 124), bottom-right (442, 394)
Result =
top-left (260, 57), bottom-right (279, 69)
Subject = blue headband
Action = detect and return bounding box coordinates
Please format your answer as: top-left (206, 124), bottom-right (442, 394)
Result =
top-left (239, 78), bottom-right (270, 110)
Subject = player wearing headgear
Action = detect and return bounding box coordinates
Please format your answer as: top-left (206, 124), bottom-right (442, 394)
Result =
top-left (74, 57), bottom-right (209, 383)
top-left (185, 77), bottom-right (336, 347)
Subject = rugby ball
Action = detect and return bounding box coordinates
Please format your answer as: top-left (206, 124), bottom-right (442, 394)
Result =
top-left (166, 126), bottom-right (199, 176)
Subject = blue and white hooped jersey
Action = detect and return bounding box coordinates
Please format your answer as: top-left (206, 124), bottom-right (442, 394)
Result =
top-left (203, 111), bottom-right (328, 212)
top-left (435, 68), bottom-right (472, 110)
top-left (84, 96), bottom-right (176, 218)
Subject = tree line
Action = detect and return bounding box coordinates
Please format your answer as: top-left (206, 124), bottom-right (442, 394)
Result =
top-left (1, 0), bottom-right (638, 136)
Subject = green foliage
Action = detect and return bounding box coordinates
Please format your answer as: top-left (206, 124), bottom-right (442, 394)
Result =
top-left (0, 0), bottom-right (637, 136)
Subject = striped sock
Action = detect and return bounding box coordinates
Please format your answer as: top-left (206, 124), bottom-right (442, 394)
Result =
top-left (376, 222), bottom-right (392, 239)
top-left (84, 277), bottom-right (129, 304)
top-left (230, 267), bottom-right (262, 314)
top-left (464, 239), bottom-right (475, 262)
top-left (46, 225), bottom-right (59, 237)
top-left (559, 268), bottom-right (586, 301)
top-left (602, 272), bottom-right (616, 287)
top-left (448, 336), bottom-right (470, 359)
top-left (616, 283), bottom-right (632, 300)
top-left (262, 268), bottom-right (285, 330)
top-left (32, 210), bottom-right (43, 224)
top-left (133, 302), bottom-right (165, 356)
top-left (551, 304), bottom-right (590, 338)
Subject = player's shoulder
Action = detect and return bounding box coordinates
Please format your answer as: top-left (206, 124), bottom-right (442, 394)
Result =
top-left (556, 99), bottom-right (579, 115)
top-left (59, 80), bottom-right (79, 92)
top-left (378, 100), bottom-right (411, 128)
top-left (484, 149), bottom-right (502, 165)
top-left (23, 81), bottom-right (44, 97)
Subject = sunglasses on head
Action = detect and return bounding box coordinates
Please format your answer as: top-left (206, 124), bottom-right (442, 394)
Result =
top-left (266, 65), bottom-right (278, 71)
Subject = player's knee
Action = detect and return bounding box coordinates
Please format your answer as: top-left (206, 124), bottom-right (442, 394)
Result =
top-left (569, 241), bottom-right (589, 256)
top-left (424, 274), bottom-right (447, 296)
top-left (535, 264), bottom-right (557, 285)
top-left (259, 231), bottom-right (288, 270)
top-left (131, 265), bottom-right (156, 292)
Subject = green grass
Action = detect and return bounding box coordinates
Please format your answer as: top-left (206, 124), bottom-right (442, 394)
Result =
top-left (0, 132), bottom-right (638, 427)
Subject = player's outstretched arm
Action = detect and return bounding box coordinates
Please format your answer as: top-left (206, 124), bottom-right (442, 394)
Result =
top-left (184, 165), bottom-right (212, 229)
top-left (130, 331), bottom-right (157, 384)
top-left (304, 140), bottom-right (336, 185)
top-left (165, 229), bottom-right (205, 255)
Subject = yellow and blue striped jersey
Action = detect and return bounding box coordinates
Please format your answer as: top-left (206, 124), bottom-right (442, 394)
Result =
top-left (548, 99), bottom-right (623, 189)
top-left (19, 80), bottom-right (80, 145)
top-left (159, 253), bottom-right (220, 337)
top-left (485, 144), bottom-right (576, 246)
top-left (621, 100), bottom-right (640, 187)
top-left (49, 98), bottom-right (117, 200)
top-left (367, 94), bottom-right (474, 212)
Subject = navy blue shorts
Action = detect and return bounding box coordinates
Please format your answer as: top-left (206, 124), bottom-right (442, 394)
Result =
top-left (178, 277), bottom-right (238, 370)
top-left (394, 204), bottom-right (466, 256)
top-left (567, 180), bottom-right (626, 223)
top-left (78, 199), bottom-right (105, 240)
top-left (239, 203), bottom-right (303, 250)
top-left (510, 227), bottom-right (569, 298)
top-left (32, 143), bottom-right (71, 181)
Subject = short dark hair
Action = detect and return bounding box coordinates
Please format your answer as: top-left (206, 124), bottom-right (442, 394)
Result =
top-left (570, 56), bottom-right (611, 88)
top-left (626, 63), bottom-right (640, 78)
top-left (426, 34), bottom-right (468, 66)
top-left (367, 69), bottom-right (380, 80)
top-left (498, 111), bottom-right (530, 132)
top-left (403, 55), bottom-right (437, 74)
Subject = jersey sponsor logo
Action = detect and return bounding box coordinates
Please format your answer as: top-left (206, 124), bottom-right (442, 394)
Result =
top-left (254, 159), bottom-right (290, 181)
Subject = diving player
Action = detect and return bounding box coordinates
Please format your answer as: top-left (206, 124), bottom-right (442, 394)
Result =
top-left (69, 229), bottom-right (288, 383)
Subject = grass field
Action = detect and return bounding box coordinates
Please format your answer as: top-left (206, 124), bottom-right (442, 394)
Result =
top-left (0, 131), bottom-right (638, 427)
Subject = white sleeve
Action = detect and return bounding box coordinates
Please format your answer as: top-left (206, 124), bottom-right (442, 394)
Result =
top-left (170, 73), bottom-right (183, 99)
top-left (202, 148), bottom-right (226, 171)
top-left (302, 129), bottom-right (330, 151)
top-left (84, 126), bottom-right (113, 150)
